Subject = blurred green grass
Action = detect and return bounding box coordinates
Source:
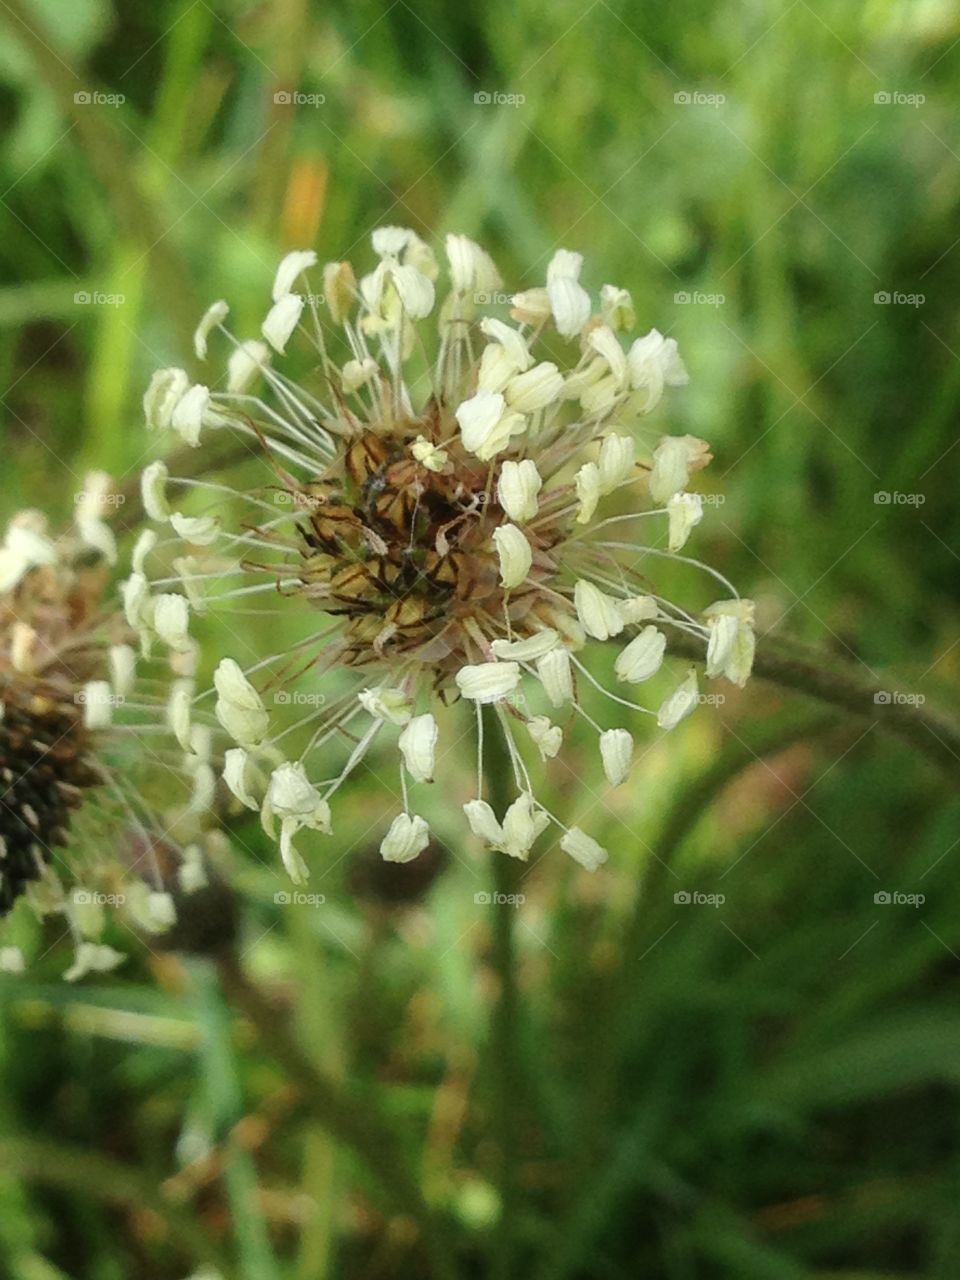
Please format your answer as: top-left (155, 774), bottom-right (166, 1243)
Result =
top-left (1, 0), bottom-right (960, 1276)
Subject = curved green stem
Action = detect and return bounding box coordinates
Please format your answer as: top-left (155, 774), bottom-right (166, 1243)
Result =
top-left (667, 628), bottom-right (960, 778)
top-left (0, 1137), bottom-right (232, 1275)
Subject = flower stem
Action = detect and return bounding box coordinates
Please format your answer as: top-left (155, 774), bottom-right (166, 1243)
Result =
top-left (214, 948), bottom-right (457, 1280)
top-left (0, 1137), bottom-right (231, 1274)
top-left (483, 707), bottom-right (523, 1279)
top-left (666, 627), bottom-right (960, 777)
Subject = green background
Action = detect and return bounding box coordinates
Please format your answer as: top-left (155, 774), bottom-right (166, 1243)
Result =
top-left (1, 1), bottom-right (959, 1277)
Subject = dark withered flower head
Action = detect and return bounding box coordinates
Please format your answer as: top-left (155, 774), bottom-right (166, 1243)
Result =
top-left (0, 478), bottom-right (218, 980)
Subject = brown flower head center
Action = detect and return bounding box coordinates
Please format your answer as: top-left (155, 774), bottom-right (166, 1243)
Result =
top-left (267, 421), bottom-right (568, 668)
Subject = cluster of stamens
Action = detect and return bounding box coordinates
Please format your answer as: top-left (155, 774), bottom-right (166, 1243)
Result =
top-left (130, 227), bottom-right (756, 878)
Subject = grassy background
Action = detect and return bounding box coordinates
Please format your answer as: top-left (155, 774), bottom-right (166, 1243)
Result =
top-left (1, 0), bottom-right (960, 1277)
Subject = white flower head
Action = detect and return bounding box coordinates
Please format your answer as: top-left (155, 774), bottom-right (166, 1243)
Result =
top-left (273, 250), bottom-right (317, 302)
top-left (598, 434), bottom-right (636, 493)
top-left (109, 644), bottom-right (137, 697)
top-left (411, 436), bottom-right (449, 472)
top-left (628, 328), bottom-right (689, 412)
top-left (648, 435), bottom-right (712, 505)
top-left (65, 943), bottom-right (126, 983)
top-left (262, 293), bottom-right (304, 354)
top-left (491, 630), bottom-right (559, 661)
top-left (228, 340), bottom-right (271, 393)
top-left (505, 362), bottom-right (564, 413)
top-left (615, 626), bottom-right (667, 684)
top-left (152, 593), bottom-right (192, 652)
top-left (500, 792), bottom-right (549, 860)
top-left (560, 827), bottom-right (608, 872)
top-left (323, 261), bottom-right (357, 324)
top-left (600, 728), bottom-right (634, 786)
top-left (380, 813), bottom-right (430, 863)
top-left (527, 715), bottom-right (562, 760)
top-left (667, 491), bottom-right (704, 551)
top-left (493, 523), bottom-right (532, 589)
top-left (139, 227), bottom-right (750, 872)
top-left (575, 462), bottom-right (601, 525)
top-left (81, 681), bottom-right (113, 730)
top-left (143, 367), bottom-right (189, 430)
top-left (223, 747), bottom-right (266, 811)
top-left (265, 761), bottom-right (331, 883)
top-left (141, 461), bottom-right (170, 523)
top-left (704, 599), bottom-right (756, 687)
top-left (497, 458), bottom-right (542, 523)
top-left (574, 580), bottom-right (626, 641)
top-left (657, 668), bottom-right (700, 730)
top-left (536, 648), bottom-right (574, 708)
top-left (267, 761), bottom-right (331, 829)
top-left (456, 391), bottom-right (526, 460)
top-left (194, 299), bottom-right (229, 359)
top-left (214, 658), bottom-right (269, 747)
top-left (359, 686), bottom-right (413, 725)
top-left (446, 234), bottom-right (502, 294)
top-left (456, 662), bottom-right (521, 704)
top-left (600, 284), bottom-right (635, 331)
top-left (398, 713), bottom-right (438, 783)
top-left (171, 384), bottom-right (211, 448)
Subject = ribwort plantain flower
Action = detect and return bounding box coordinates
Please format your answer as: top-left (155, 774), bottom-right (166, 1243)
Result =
top-left (0, 479), bottom-right (218, 977)
top-left (135, 229), bottom-right (755, 876)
